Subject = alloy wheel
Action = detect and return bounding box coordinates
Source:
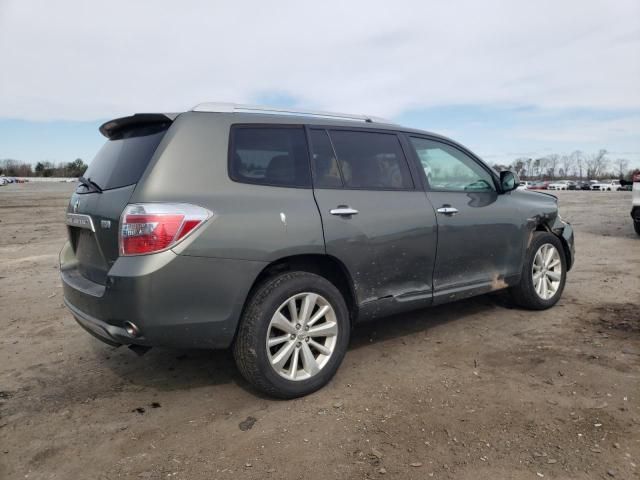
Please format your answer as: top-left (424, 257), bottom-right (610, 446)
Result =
top-left (532, 243), bottom-right (562, 300)
top-left (266, 292), bottom-right (338, 381)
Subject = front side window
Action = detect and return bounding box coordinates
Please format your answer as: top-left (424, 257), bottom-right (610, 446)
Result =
top-left (328, 130), bottom-right (413, 190)
top-left (229, 126), bottom-right (311, 187)
top-left (410, 137), bottom-right (495, 192)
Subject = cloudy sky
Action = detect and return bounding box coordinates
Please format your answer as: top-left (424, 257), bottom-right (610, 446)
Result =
top-left (1, 0), bottom-right (639, 169)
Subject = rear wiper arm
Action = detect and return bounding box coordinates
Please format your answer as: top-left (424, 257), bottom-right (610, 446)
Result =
top-left (78, 176), bottom-right (103, 193)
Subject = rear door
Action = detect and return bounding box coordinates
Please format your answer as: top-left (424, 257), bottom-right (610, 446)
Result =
top-left (67, 119), bottom-right (171, 285)
top-left (406, 136), bottom-right (524, 301)
top-left (309, 127), bottom-right (438, 308)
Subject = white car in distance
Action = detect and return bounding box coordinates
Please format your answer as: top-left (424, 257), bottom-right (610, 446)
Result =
top-left (547, 180), bottom-right (576, 190)
top-left (591, 179), bottom-right (621, 191)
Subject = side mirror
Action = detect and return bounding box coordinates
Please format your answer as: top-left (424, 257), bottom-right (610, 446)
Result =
top-left (500, 170), bottom-right (518, 192)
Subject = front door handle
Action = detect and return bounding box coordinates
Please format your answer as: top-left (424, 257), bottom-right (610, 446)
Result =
top-left (436, 205), bottom-right (459, 216)
top-left (330, 206), bottom-right (359, 216)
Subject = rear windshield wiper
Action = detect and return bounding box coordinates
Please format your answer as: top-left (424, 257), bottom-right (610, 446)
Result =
top-left (78, 176), bottom-right (103, 193)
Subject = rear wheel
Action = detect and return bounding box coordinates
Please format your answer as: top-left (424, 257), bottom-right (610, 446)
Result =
top-left (511, 232), bottom-right (567, 310)
top-left (634, 220), bottom-right (640, 235)
top-left (233, 271), bottom-right (350, 398)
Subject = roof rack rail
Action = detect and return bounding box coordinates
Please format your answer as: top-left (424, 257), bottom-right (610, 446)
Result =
top-left (191, 102), bottom-right (393, 124)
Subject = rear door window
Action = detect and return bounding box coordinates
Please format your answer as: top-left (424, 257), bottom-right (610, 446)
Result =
top-left (79, 124), bottom-right (168, 192)
top-left (309, 129), bottom-right (342, 188)
top-left (328, 130), bottom-right (413, 190)
top-left (229, 126), bottom-right (311, 187)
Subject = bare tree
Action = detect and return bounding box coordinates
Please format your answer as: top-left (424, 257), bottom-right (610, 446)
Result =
top-left (560, 154), bottom-right (574, 179)
top-left (532, 158), bottom-right (541, 177)
top-left (570, 150), bottom-right (584, 179)
top-left (585, 149), bottom-right (609, 179)
top-left (512, 158), bottom-right (528, 178)
top-left (545, 154), bottom-right (560, 179)
top-left (534, 157), bottom-right (549, 178)
top-left (613, 158), bottom-right (629, 179)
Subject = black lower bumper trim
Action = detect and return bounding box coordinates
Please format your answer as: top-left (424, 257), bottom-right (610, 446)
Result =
top-left (64, 297), bottom-right (151, 348)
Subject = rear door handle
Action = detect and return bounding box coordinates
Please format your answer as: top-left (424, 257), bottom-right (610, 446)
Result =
top-left (330, 207), bottom-right (359, 216)
top-left (436, 206), bottom-right (459, 215)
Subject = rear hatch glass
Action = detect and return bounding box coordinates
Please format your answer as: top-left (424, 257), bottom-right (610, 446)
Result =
top-left (78, 124), bottom-right (168, 193)
top-left (69, 122), bottom-right (169, 285)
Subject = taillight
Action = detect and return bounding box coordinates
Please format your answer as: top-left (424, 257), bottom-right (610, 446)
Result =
top-left (119, 203), bottom-right (212, 256)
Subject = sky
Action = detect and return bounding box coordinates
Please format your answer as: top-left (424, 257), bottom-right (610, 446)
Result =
top-left (0, 0), bottom-right (639, 169)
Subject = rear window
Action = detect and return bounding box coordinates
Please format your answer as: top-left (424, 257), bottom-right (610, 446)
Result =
top-left (79, 124), bottom-right (167, 192)
top-left (328, 130), bottom-right (414, 190)
top-left (229, 126), bottom-right (311, 187)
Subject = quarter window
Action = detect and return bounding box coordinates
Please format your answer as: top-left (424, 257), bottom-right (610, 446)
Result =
top-left (229, 126), bottom-right (311, 187)
top-left (309, 129), bottom-right (342, 188)
top-left (409, 138), bottom-right (495, 192)
top-left (328, 130), bottom-right (413, 190)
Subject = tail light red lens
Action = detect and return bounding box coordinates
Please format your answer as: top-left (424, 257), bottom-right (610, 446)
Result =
top-left (119, 203), bottom-right (212, 256)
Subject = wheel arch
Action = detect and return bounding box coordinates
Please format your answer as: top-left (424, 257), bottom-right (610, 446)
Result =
top-left (234, 254), bottom-right (358, 341)
top-left (533, 221), bottom-right (573, 270)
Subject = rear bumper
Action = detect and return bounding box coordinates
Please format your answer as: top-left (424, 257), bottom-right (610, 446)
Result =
top-left (60, 241), bottom-right (267, 349)
top-left (65, 298), bottom-right (145, 347)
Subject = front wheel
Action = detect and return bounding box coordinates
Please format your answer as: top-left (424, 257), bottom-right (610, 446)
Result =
top-left (233, 271), bottom-right (350, 398)
top-left (510, 232), bottom-right (567, 310)
top-left (634, 220), bottom-right (640, 235)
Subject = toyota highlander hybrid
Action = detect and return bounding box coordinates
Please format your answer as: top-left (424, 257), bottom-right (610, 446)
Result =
top-left (60, 103), bottom-right (575, 398)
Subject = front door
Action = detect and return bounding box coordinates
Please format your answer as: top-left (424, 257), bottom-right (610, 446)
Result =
top-left (407, 136), bottom-right (523, 302)
top-left (308, 128), bottom-right (438, 310)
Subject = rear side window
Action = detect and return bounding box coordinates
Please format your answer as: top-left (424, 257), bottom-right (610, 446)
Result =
top-left (328, 130), bottom-right (413, 190)
top-left (80, 124), bottom-right (167, 192)
top-left (229, 126), bottom-right (311, 187)
top-left (309, 129), bottom-right (342, 188)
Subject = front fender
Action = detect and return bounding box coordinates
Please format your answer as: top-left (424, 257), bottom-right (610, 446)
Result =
top-left (548, 216), bottom-right (575, 270)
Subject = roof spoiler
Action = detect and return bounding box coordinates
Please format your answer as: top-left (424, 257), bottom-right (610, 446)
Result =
top-left (99, 113), bottom-right (178, 139)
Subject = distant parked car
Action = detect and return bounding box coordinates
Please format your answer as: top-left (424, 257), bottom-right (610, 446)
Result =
top-left (576, 181), bottom-right (591, 190)
top-left (517, 181), bottom-right (533, 190)
top-left (618, 185), bottom-right (632, 191)
top-left (592, 180), bottom-right (621, 191)
top-left (529, 181), bottom-right (550, 190)
top-left (0, 177), bottom-right (7, 186)
top-left (548, 180), bottom-right (576, 191)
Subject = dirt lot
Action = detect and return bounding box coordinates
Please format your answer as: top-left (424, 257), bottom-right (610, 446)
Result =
top-left (0, 183), bottom-right (638, 480)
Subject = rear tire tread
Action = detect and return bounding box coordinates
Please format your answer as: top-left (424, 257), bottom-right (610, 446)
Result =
top-left (233, 271), bottom-right (348, 399)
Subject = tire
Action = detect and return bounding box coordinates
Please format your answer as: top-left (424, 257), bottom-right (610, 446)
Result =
top-left (510, 232), bottom-right (567, 310)
top-left (634, 220), bottom-right (640, 236)
top-left (233, 271), bottom-right (350, 399)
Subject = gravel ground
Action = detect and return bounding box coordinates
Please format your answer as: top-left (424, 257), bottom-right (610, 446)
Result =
top-left (0, 183), bottom-right (638, 480)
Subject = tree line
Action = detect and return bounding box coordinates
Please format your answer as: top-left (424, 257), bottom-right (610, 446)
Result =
top-left (0, 158), bottom-right (88, 178)
top-left (1, 150), bottom-right (637, 181)
top-left (491, 150), bottom-right (635, 181)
